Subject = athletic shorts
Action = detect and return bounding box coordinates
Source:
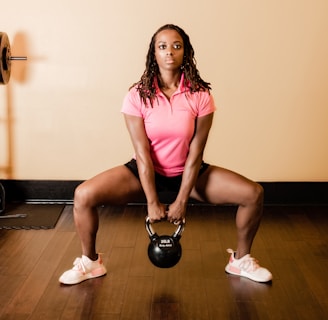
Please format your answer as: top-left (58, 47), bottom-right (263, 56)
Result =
top-left (124, 159), bottom-right (210, 192)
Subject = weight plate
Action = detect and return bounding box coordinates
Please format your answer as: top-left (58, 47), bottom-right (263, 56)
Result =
top-left (0, 183), bottom-right (5, 214)
top-left (0, 32), bottom-right (11, 84)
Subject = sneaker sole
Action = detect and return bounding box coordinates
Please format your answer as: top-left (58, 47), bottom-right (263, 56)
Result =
top-left (225, 264), bottom-right (272, 283)
top-left (59, 268), bottom-right (107, 285)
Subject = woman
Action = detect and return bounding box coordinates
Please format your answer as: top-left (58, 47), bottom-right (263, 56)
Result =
top-left (59, 24), bottom-right (272, 285)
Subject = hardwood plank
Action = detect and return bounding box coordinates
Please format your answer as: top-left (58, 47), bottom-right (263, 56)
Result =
top-left (91, 314), bottom-right (120, 320)
top-left (91, 247), bottom-right (134, 315)
top-left (0, 229), bottom-right (36, 275)
top-left (128, 217), bottom-right (155, 278)
top-left (284, 240), bottom-right (328, 318)
top-left (28, 235), bottom-right (79, 319)
top-left (29, 278), bottom-right (75, 320)
top-left (204, 278), bottom-right (239, 319)
top-left (178, 249), bottom-right (210, 320)
top-left (120, 276), bottom-right (153, 319)
top-left (305, 206), bottom-right (328, 237)
top-left (151, 302), bottom-right (180, 320)
top-left (3, 231), bottom-right (75, 317)
top-left (112, 205), bottom-right (145, 248)
top-left (200, 240), bottom-right (224, 279)
top-left (152, 266), bottom-right (180, 303)
top-left (59, 278), bottom-right (106, 320)
top-left (4, 230), bottom-right (56, 276)
top-left (55, 205), bottom-right (75, 231)
top-left (0, 275), bottom-right (27, 319)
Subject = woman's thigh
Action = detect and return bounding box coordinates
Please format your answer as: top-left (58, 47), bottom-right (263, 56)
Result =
top-left (75, 165), bottom-right (144, 206)
top-left (190, 165), bottom-right (261, 205)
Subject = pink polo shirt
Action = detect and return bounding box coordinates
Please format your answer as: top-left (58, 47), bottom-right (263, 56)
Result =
top-left (121, 75), bottom-right (216, 177)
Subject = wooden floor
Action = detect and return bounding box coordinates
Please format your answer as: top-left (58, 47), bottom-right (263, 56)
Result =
top-left (0, 204), bottom-right (327, 319)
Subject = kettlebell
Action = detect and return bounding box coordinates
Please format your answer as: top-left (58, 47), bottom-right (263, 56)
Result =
top-left (145, 216), bottom-right (185, 268)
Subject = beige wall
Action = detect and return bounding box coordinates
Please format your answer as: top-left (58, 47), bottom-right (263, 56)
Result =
top-left (1, 0), bottom-right (327, 181)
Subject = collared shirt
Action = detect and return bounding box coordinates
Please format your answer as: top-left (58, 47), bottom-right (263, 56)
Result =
top-left (121, 74), bottom-right (216, 177)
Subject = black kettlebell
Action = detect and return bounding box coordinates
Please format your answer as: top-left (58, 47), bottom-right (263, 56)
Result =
top-left (145, 216), bottom-right (185, 268)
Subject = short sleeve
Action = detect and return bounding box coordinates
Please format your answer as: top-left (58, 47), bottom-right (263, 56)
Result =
top-left (121, 87), bottom-right (143, 117)
top-left (197, 91), bottom-right (216, 117)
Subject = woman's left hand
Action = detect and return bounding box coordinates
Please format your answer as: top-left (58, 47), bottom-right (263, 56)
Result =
top-left (166, 201), bottom-right (187, 224)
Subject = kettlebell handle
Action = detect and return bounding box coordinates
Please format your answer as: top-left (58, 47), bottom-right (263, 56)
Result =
top-left (145, 216), bottom-right (185, 239)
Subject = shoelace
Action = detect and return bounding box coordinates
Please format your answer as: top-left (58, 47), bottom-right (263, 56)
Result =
top-left (72, 257), bottom-right (87, 273)
top-left (239, 256), bottom-right (260, 272)
top-left (227, 248), bottom-right (260, 272)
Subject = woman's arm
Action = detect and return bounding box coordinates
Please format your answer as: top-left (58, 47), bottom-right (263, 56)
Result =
top-left (124, 114), bottom-right (166, 221)
top-left (168, 112), bottom-right (214, 222)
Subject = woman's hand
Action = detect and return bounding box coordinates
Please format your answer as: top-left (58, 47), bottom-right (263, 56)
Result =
top-left (147, 202), bottom-right (167, 223)
top-left (166, 201), bottom-right (187, 224)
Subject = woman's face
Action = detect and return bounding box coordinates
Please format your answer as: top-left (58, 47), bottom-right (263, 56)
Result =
top-left (154, 29), bottom-right (184, 73)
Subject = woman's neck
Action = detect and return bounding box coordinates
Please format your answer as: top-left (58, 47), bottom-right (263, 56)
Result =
top-left (158, 71), bottom-right (181, 90)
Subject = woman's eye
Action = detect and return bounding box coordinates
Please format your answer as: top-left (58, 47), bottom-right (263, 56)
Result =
top-left (174, 44), bottom-right (181, 49)
top-left (159, 44), bottom-right (166, 50)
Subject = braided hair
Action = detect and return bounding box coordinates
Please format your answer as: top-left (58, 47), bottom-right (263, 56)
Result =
top-left (130, 24), bottom-right (211, 106)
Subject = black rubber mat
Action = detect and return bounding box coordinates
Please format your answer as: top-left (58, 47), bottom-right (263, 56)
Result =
top-left (0, 204), bottom-right (65, 230)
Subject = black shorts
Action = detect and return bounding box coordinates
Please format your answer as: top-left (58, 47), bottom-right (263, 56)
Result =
top-left (124, 159), bottom-right (210, 192)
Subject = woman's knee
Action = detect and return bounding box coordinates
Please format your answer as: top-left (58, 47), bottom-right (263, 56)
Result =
top-left (74, 182), bottom-right (97, 210)
top-left (248, 182), bottom-right (264, 206)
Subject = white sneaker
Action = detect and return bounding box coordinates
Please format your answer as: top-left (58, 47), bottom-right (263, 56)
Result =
top-left (59, 254), bottom-right (107, 285)
top-left (225, 249), bottom-right (272, 283)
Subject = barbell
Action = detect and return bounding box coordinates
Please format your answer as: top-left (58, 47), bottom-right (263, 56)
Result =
top-left (0, 183), bottom-right (5, 214)
top-left (0, 32), bottom-right (27, 85)
top-left (0, 32), bottom-right (27, 216)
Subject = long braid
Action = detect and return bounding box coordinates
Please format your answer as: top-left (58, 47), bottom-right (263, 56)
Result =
top-left (130, 24), bottom-right (211, 106)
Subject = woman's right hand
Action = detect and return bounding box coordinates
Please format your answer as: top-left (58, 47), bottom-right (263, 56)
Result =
top-left (147, 202), bottom-right (167, 223)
